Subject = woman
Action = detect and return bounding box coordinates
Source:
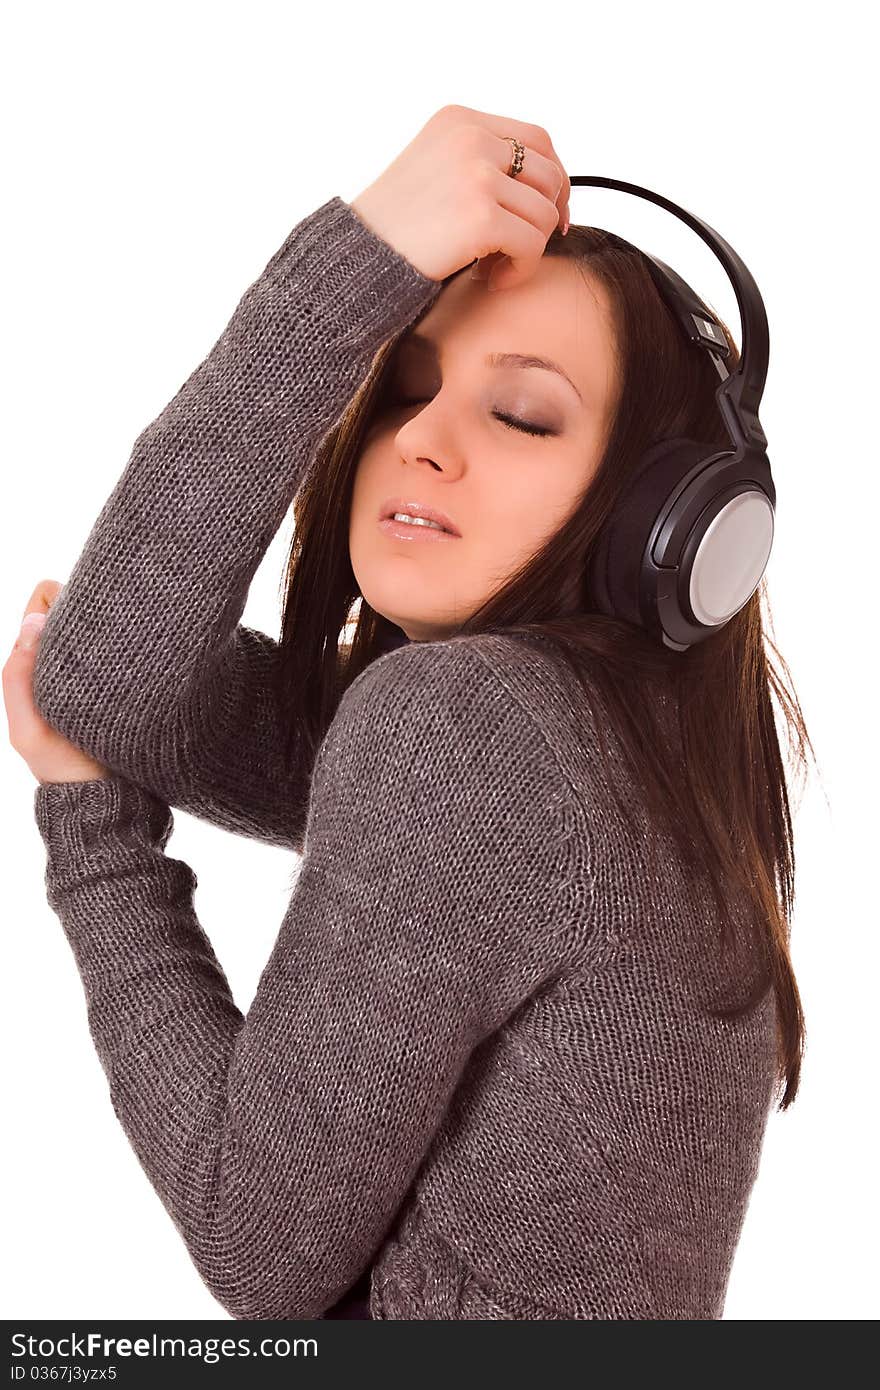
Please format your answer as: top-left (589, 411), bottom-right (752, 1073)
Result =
top-left (4, 104), bottom-right (812, 1320)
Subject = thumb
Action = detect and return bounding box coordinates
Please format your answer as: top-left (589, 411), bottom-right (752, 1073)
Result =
top-left (486, 254), bottom-right (535, 294)
top-left (3, 611), bottom-right (48, 753)
top-left (17, 611), bottom-right (48, 650)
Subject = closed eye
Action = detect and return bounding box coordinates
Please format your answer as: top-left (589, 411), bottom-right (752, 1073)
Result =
top-left (389, 398), bottom-right (554, 439)
top-left (492, 411), bottom-right (554, 439)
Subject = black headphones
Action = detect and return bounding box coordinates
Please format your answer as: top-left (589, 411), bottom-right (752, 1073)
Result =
top-left (570, 176), bottom-right (775, 652)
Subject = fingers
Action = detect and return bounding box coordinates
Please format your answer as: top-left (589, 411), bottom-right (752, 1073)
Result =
top-left (470, 250), bottom-right (505, 281)
top-left (544, 135), bottom-right (571, 231)
top-left (509, 118), bottom-right (570, 227)
top-left (22, 578), bottom-right (63, 622)
top-left (478, 123), bottom-right (569, 291)
top-left (5, 580), bottom-right (59, 744)
top-left (492, 133), bottom-right (567, 232)
top-left (2, 612), bottom-right (47, 755)
top-left (10, 610), bottom-right (47, 658)
top-left (478, 174), bottom-right (561, 291)
top-left (435, 105), bottom-right (571, 288)
top-left (5, 579), bottom-right (107, 784)
top-left (454, 105), bottom-right (570, 231)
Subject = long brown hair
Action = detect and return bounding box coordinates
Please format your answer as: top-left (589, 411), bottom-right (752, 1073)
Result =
top-left (276, 223), bottom-right (815, 1111)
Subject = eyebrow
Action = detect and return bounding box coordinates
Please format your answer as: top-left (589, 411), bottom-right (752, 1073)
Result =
top-left (403, 331), bottom-right (583, 404)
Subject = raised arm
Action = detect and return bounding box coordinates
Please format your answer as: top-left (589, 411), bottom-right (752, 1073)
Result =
top-left (31, 196), bottom-right (444, 850)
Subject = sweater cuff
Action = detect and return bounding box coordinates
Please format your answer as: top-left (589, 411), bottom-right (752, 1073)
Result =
top-left (34, 776), bottom-right (172, 868)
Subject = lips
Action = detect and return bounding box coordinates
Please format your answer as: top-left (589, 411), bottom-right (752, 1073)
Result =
top-left (378, 497), bottom-right (461, 537)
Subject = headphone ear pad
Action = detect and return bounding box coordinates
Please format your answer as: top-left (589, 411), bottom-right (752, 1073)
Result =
top-left (589, 437), bottom-right (714, 629)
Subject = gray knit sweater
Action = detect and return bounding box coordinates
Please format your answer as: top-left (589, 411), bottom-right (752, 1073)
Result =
top-left (30, 195), bottom-right (778, 1321)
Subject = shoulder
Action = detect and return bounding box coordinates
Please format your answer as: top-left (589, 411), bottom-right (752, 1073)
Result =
top-left (333, 633), bottom-right (541, 744)
top-left (342, 632), bottom-right (494, 698)
top-left (319, 634), bottom-right (568, 819)
top-left (310, 633), bottom-right (602, 972)
top-left (339, 630), bottom-right (568, 712)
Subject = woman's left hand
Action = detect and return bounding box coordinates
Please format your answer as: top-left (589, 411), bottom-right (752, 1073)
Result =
top-left (3, 579), bottom-right (111, 786)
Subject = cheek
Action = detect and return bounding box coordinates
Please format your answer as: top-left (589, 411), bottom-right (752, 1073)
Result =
top-left (483, 475), bottom-right (576, 568)
top-left (348, 449), bottom-right (381, 533)
top-left (351, 437), bottom-right (389, 494)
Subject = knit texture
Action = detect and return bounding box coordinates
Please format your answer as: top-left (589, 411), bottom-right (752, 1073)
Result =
top-left (31, 195), bottom-right (778, 1320)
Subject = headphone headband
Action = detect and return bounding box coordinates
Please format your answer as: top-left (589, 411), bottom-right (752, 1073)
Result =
top-left (569, 175), bottom-right (768, 456)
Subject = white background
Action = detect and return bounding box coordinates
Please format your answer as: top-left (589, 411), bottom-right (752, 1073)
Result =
top-left (2, 0), bottom-right (875, 1321)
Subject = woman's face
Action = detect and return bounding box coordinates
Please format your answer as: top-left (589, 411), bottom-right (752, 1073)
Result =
top-left (348, 256), bottom-right (619, 642)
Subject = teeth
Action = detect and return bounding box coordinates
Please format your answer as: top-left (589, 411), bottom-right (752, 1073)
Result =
top-left (391, 512), bottom-right (447, 531)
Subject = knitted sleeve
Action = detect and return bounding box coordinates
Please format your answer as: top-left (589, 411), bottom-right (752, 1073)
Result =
top-left (31, 196), bottom-right (444, 852)
top-left (32, 638), bottom-right (591, 1321)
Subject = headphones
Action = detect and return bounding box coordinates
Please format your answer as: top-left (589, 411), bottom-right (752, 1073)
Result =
top-left (570, 176), bottom-right (775, 652)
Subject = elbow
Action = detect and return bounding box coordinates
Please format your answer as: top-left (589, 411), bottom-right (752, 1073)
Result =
top-left (200, 1269), bottom-right (328, 1323)
top-left (31, 629), bottom-right (78, 733)
top-left (188, 1214), bottom-right (359, 1322)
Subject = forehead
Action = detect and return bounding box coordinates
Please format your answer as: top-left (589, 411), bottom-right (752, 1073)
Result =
top-left (403, 256), bottom-right (617, 411)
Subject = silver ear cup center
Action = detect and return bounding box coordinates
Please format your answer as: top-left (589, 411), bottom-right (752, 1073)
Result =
top-left (688, 491), bottom-right (775, 625)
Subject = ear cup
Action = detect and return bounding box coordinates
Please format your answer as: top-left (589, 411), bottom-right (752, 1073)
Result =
top-left (588, 436), bottom-right (775, 649)
top-left (678, 483), bottom-right (774, 628)
top-left (589, 437), bottom-right (715, 629)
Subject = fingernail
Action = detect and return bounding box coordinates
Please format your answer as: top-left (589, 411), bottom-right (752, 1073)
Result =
top-left (562, 213), bottom-right (570, 236)
top-left (18, 612), bottom-right (47, 649)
